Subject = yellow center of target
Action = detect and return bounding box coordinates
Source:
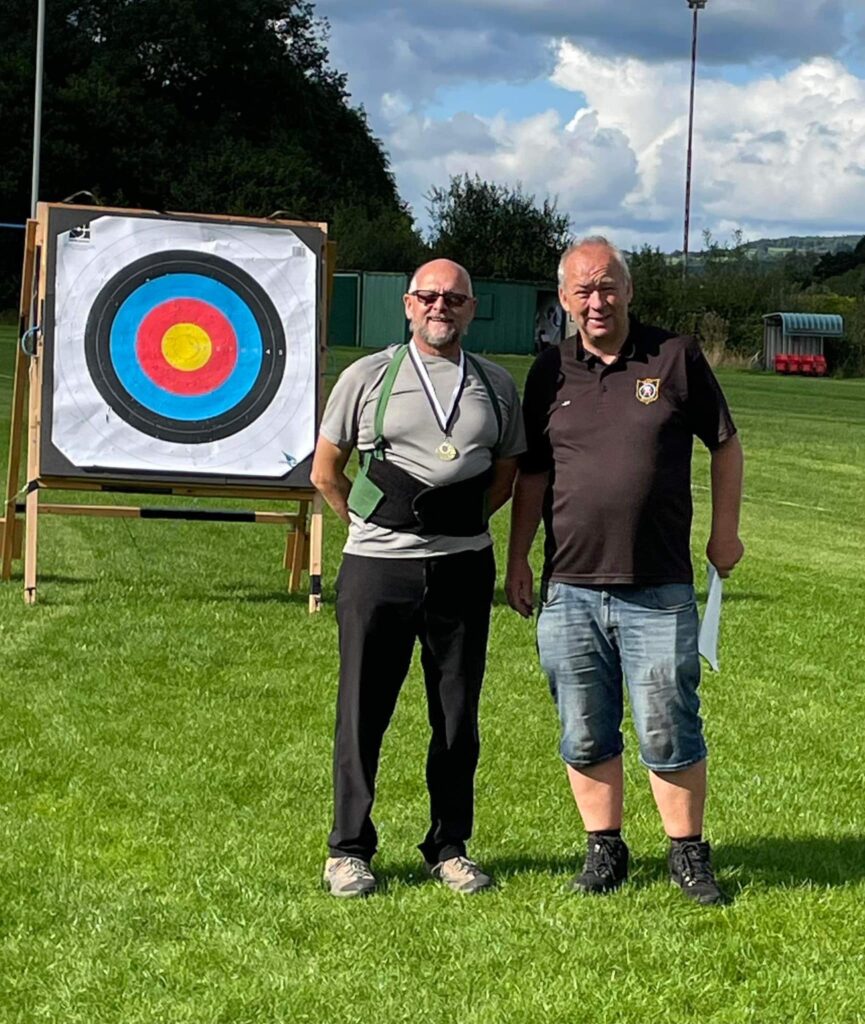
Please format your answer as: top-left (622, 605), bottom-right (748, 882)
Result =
top-left (161, 323), bottom-right (213, 372)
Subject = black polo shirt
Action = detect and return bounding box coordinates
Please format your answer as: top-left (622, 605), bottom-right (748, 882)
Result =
top-left (520, 319), bottom-right (737, 585)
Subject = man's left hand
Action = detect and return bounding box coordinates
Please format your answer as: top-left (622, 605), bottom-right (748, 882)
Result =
top-left (706, 534), bottom-right (744, 578)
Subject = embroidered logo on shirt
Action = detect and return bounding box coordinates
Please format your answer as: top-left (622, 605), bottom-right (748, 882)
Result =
top-left (635, 378), bottom-right (660, 404)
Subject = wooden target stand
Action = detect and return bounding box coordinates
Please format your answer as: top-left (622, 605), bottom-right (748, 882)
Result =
top-left (1, 206), bottom-right (334, 612)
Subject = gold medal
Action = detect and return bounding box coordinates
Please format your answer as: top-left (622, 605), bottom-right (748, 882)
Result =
top-left (436, 441), bottom-right (458, 461)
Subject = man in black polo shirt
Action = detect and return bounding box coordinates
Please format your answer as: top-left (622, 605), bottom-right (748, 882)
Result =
top-left (506, 236), bottom-right (744, 905)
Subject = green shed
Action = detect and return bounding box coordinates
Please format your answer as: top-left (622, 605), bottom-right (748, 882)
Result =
top-left (327, 273), bottom-right (361, 348)
top-left (325, 271), bottom-right (561, 355)
top-left (359, 272), bottom-right (409, 348)
top-left (464, 279), bottom-right (552, 355)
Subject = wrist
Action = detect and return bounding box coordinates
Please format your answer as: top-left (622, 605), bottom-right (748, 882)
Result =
top-left (709, 523), bottom-right (739, 540)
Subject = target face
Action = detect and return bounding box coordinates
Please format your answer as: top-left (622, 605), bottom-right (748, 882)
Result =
top-left (85, 251), bottom-right (286, 442)
top-left (50, 216), bottom-right (319, 478)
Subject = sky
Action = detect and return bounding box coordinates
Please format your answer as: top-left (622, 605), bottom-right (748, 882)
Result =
top-left (314, 0), bottom-right (865, 251)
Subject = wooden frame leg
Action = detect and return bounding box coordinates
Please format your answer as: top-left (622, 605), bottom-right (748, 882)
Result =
top-left (0, 512), bottom-right (24, 579)
top-left (23, 485), bottom-right (39, 604)
top-left (282, 501), bottom-right (310, 594)
top-left (1, 345), bottom-right (28, 578)
top-left (2, 219), bottom-right (37, 581)
top-left (308, 493), bottom-right (323, 613)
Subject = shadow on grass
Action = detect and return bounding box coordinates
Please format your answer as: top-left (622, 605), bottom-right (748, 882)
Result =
top-left (381, 836), bottom-right (865, 893)
top-left (374, 862), bottom-right (429, 891)
top-left (377, 854), bottom-right (577, 891)
top-left (583, 837), bottom-right (865, 896)
top-left (3, 572), bottom-right (95, 586)
top-left (194, 585), bottom-right (319, 607)
top-left (717, 835), bottom-right (865, 889)
top-left (1, 573), bottom-right (97, 607)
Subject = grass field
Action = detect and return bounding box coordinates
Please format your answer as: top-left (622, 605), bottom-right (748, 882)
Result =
top-left (1, 326), bottom-right (865, 1023)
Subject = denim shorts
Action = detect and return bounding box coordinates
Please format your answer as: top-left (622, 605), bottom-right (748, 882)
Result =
top-left (536, 582), bottom-right (706, 772)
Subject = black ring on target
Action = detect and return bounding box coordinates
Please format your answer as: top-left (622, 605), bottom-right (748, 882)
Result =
top-left (84, 250), bottom-right (286, 443)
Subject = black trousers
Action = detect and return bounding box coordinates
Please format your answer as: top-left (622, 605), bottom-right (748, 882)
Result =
top-left (328, 547), bottom-right (496, 864)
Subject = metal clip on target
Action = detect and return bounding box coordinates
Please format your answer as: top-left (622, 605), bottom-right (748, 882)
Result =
top-left (20, 325), bottom-right (41, 357)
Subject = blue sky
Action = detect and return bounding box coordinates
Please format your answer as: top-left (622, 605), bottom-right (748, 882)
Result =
top-left (314, 0), bottom-right (865, 250)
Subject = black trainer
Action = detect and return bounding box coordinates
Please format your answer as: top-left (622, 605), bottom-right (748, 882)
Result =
top-left (570, 835), bottom-right (629, 894)
top-left (668, 840), bottom-right (728, 905)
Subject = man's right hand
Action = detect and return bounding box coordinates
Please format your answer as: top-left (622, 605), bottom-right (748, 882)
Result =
top-left (505, 559), bottom-right (535, 618)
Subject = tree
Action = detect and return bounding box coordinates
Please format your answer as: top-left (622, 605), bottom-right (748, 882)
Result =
top-left (812, 236), bottom-right (865, 282)
top-left (627, 246), bottom-right (680, 328)
top-left (425, 174), bottom-right (571, 282)
top-left (331, 202), bottom-right (428, 272)
top-left (0, 0), bottom-right (405, 306)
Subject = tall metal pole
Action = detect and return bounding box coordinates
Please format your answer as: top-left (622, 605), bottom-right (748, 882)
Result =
top-left (30, 0), bottom-right (46, 218)
top-left (682, 1), bottom-right (705, 276)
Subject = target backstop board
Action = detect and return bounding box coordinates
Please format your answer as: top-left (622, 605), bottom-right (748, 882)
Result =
top-left (40, 204), bottom-right (326, 488)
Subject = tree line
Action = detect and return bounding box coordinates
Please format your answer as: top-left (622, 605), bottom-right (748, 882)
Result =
top-left (627, 233), bottom-right (865, 376)
top-left (0, 0), bottom-right (420, 306)
top-left (0, 0), bottom-right (863, 373)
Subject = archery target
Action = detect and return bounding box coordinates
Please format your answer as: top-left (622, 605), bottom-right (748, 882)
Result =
top-left (52, 216), bottom-right (318, 478)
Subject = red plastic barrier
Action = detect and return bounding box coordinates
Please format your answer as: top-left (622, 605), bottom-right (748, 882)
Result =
top-left (773, 352), bottom-right (827, 375)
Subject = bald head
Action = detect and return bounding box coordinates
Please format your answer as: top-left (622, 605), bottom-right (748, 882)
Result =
top-left (408, 259), bottom-right (473, 297)
top-left (404, 258), bottom-right (477, 356)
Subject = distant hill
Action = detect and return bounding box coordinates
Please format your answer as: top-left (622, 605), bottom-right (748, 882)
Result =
top-left (740, 235), bottom-right (863, 259)
top-left (664, 234), bottom-right (864, 269)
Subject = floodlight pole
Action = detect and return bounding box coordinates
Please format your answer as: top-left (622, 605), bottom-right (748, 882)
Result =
top-left (30, 0), bottom-right (46, 217)
top-left (682, 0), bottom-right (707, 277)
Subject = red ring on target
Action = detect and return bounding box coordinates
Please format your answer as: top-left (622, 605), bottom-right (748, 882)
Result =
top-left (135, 298), bottom-right (238, 396)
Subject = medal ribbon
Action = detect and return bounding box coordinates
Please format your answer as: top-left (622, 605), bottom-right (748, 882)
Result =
top-left (408, 341), bottom-right (466, 437)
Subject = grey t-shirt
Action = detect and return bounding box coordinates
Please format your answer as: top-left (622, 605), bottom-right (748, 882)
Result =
top-left (320, 344), bottom-right (526, 557)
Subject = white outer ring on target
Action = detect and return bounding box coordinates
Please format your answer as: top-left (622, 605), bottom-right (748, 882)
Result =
top-left (52, 215), bottom-right (317, 478)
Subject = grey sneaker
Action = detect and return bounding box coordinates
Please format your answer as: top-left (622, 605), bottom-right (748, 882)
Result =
top-left (323, 856), bottom-right (376, 898)
top-left (427, 855), bottom-right (493, 893)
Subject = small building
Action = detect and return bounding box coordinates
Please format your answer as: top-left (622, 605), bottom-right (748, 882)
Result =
top-left (761, 312), bottom-right (843, 367)
top-left (329, 271), bottom-right (408, 349)
top-left (328, 271), bottom-right (560, 355)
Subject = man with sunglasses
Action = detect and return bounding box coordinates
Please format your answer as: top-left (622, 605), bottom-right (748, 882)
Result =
top-left (506, 237), bottom-right (744, 905)
top-left (312, 258), bottom-right (525, 897)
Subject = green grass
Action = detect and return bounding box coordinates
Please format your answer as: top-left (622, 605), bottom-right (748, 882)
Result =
top-left (2, 328), bottom-right (865, 1023)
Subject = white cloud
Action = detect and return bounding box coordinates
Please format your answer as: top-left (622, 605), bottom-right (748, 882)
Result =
top-left (383, 102), bottom-right (638, 232)
top-left (383, 46), bottom-right (865, 248)
top-left (314, 2), bottom-right (865, 247)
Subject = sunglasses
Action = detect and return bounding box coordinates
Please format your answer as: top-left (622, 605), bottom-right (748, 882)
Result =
top-left (409, 289), bottom-right (472, 309)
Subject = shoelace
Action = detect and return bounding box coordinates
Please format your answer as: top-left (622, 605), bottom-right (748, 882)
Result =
top-left (444, 856), bottom-right (480, 881)
top-left (674, 843), bottom-right (714, 885)
top-left (585, 839), bottom-right (618, 878)
top-left (337, 857), bottom-right (371, 880)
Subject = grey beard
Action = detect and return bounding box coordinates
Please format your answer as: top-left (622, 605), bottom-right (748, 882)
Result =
top-left (417, 322), bottom-right (460, 348)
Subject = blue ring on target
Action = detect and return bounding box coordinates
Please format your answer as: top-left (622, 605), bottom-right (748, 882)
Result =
top-left (84, 250), bottom-right (286, 444)
top-left (110, 274), bottom-right (262, 420)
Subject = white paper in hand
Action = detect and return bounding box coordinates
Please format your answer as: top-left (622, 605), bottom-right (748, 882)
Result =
top-left (698, 563), bottom-right (724, 672)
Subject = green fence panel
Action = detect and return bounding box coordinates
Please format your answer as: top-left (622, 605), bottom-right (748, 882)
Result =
top-left (464, 279), bottom-right (544, 355)
top-left (336, 273), bottom-right (555, 355)
top-left (328, 273), bottom-right (360, 347)
top-left (360, 272), bottom-right (409, 348)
